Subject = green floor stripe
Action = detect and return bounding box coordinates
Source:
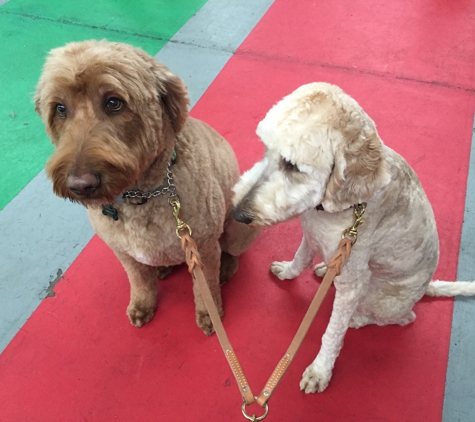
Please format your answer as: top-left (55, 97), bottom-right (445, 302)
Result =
top-left (2, 0), bottom-right (207, 40)
top-left (0, 0), bottom-right (207, 210)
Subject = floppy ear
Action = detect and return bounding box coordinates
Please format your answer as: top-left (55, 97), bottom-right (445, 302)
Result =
top-left (34, 80), bottom-right (44, 118)
top-left (33, 78), bottom-right (58, 141)
top-left (322, 112), bottom-right (390, 212)
top-left (152, 62), bottom-right (189, 134)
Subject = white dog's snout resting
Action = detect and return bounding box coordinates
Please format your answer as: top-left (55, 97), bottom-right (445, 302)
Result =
top-left (233, 82), bottom-right (475, 393)
top-left (231, 206), bottom-right (254, 225)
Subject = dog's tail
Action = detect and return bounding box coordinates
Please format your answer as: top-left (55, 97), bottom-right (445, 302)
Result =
top-left (426, 281), bottom-right (475, 297)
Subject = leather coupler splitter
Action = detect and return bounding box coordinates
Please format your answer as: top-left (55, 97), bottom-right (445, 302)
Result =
top-left (170, 197), bottom-right (366, 421)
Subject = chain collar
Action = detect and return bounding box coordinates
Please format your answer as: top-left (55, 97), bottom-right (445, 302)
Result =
top-left (102, 150), bottom-right (177, 221)
top-left (118, 160), bottom-right (177, 203)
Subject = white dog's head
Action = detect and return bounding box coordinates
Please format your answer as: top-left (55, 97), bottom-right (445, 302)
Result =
top-left (232, 82), bottom-right (390, 226)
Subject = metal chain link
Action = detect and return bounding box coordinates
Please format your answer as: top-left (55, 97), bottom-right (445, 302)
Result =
top-left (122, 162), bottom-right (177, 200)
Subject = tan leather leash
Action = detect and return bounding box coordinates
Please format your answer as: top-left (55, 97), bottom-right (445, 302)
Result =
top-left (170, 198), bottom-right (366, 421)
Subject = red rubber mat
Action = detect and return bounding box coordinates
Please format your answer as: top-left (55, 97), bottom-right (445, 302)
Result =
top-left (2, 1), bottom-right (475, 420)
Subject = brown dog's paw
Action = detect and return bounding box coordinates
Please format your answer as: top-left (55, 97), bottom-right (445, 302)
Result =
top-left (196, 307), bottom-right (224, 335)
top-left (156, 266), bottom-right (173, 280)
top-left (197, 311), bottom-right (214, 335)
top-left (219, 252), bottom-right (239, 285)
top-left (127, 303), bottom-right (155, 328)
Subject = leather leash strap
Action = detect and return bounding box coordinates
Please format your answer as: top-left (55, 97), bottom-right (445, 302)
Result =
top-left (255, 236), bottom-right (351, 407)
top-left (180, 233), bottom-right (353, 409)
top-left (180, 234), bottom-right (256, 405)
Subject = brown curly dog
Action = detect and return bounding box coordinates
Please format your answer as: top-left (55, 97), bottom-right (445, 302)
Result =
top-left (35, 40), bottom-right (260, 333)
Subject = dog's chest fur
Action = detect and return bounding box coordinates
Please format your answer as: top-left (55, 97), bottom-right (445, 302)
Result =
top-left (301, 208), bottom-right (355, 262)
top-left (87, 199), bottom-right (220, 267)
top-left (87, 205), bottom-right (179, 266)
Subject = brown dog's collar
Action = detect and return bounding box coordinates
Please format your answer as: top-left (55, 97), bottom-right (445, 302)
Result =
top-left (102, 150), bottom-right (177, 220)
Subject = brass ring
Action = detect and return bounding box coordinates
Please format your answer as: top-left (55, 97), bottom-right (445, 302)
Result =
top-left (176, 224), bottom-right (192, 239)
top-left (241, 402), bottom-right (269, 421)
top-left (341, 229), bottom-right (357, 245)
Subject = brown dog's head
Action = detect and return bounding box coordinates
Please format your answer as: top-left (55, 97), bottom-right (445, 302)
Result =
top-left (232, 83), bottom-right (391, 226)
top-left (35, 40), bottom-right (189, 206)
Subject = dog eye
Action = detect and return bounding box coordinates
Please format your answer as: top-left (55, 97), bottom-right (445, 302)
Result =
top-left (105, 97), bottom-right (124, 114)
top-left (56, 103), bottom-right (67, 120)
top-left (282, 158), bottom-right (300, 172)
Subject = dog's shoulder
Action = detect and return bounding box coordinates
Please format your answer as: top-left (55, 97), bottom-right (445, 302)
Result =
top-left (382, 146), bottom-right (425, 192)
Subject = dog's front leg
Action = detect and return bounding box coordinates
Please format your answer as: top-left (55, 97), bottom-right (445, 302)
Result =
top-left (270, 235), bottom-right (315, 280)
top-left (300, 266), bottom-right (369, 393)
top-left (116, 252), bottom-right (158, 328)
top-left (193, 243), bottom-right (223, 335)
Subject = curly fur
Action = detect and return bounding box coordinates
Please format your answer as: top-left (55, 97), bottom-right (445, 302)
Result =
top-left (233, 82), bottom-right (475, 393)
top-left (36, 40), bottom-right (260, 332)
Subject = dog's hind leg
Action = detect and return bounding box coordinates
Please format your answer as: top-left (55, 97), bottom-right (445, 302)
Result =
top-left (349, 310), bottom-right (416, 328)
top-left (349, 272), bottom-right (427, 328)
top-left (219, 252), bottom-right (239, 284)
top-left (157, 266), bottom-right (173, 279)
top-left (314, 262), bottom-right (328, 277)
top-left (347, 311), bottom-right (378, 329)
top-left (271, 235), bottom-right (316, 280)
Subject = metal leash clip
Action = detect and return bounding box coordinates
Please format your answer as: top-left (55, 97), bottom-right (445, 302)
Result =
top-left (342, 202), bottom-right (366, 244)
top-left (169, 198), bottom-right (192, 238)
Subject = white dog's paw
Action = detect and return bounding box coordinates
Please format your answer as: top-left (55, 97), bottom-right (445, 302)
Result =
top-left (270, 261), bottom-right (298, 280)
top-left (397, 311), bottom-right (416, 326)
top-left (314, 262), bottom-right (328, 277)
top-left (299, 365), bottom-right (332, 393)
top-left (348, 312), bottom-right (376, 329)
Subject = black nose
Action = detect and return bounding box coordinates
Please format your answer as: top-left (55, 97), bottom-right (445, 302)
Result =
top-left (232, 207), bottom-right (254, 224)
top-left (66, 173), bottom-right (101, 196)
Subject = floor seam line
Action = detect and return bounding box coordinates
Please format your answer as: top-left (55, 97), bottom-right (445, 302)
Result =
top-left (0, 10), bottom-right (237, 54)
top-left (0, 10), bottom-right (171, 41)
top-left (235, 49), bottom-right (475, 93)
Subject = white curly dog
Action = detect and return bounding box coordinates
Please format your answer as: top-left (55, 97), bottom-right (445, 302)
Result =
top-left (232, 82), bottom-right (475, 394)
